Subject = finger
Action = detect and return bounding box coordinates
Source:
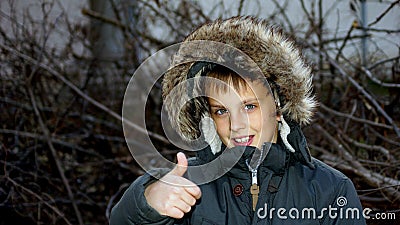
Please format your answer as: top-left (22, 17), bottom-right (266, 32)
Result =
top-left (169, 152), bottom-right (188, 177)
top-left (179, 189), bottom-right (198, 206)
top-left (172, 199), bottom-right (192, 214)
top-left (185, 185), bottom-right (202, 199)
top-left (170, 176), bottom-right (201, 198)
top-left (165, 206), bottom-right (185, 219)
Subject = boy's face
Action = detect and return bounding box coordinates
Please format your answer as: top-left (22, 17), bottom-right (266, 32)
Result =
top-left (207, 79), bottom-right (278, 149)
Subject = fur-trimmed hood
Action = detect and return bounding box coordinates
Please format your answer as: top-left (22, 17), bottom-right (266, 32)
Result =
top-left (162, 16), bottom-right (316, 141)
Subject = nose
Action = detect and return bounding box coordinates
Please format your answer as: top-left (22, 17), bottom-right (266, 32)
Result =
top-left (230, 111), bottom-right (247, 132)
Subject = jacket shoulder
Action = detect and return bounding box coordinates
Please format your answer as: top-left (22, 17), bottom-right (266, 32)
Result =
top-left (311, 157), bottom-right (349, 182)
top-left (292, 157), bottom-right (363, 208)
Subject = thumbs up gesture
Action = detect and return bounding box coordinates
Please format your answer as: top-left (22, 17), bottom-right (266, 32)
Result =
top-left (144, 152), bottom-right (202, 219)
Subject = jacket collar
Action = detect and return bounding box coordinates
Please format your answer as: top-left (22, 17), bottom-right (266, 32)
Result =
top-left (195, 121), bottom-right (314, 179)
top-left (226, 141), bottom-right (288, 180)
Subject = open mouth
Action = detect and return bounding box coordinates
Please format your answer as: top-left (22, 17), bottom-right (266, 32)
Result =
top-left (232, 135), bottom-right (254, 146)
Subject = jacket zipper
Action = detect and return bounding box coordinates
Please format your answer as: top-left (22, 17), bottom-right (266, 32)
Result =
top-left (247, 143), bottom-right (267, 212)
top-left (250, 168), bottom-right (260, 211)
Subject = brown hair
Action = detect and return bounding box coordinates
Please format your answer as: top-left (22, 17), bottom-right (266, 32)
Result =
top-left (204, 66), bottom-right (249, 95)
top-left (202, 65), bottom-right (281, 115)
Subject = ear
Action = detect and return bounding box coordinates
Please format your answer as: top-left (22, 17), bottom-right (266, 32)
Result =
top-left (276, 114), bottom-right (281, 122)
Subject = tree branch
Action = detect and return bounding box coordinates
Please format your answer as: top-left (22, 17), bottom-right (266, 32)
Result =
top-left (308, 45), bottom-right (400, 137)
top-left (360, 66), bottom-right (400, 88)
top-left (0, 42), bottom-right (170, 144)
top-left (368, 0), bottom-right (400, 27)
top-left (4, 175), bottom-right (72, 225)
top-left (319, 103), bottom-right (393, 130)
top-left (313, 124), bottom-right (400, 202)
top-left (27, 86), bottom-right (84, 225)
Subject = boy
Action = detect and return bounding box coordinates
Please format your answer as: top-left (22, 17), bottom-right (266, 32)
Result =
top-left (110, 16), bottom-right (366, 225)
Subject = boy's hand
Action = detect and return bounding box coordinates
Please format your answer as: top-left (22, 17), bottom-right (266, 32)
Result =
top-left (144, 152), bottom-right (202, 219)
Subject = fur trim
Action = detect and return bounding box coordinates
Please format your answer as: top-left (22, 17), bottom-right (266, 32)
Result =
top-left (162, 16), bottom-right (317, 141)
top-left (279, 116), bottom-right (295, 153)
top-left (200, 114), bottom-right (222, 154)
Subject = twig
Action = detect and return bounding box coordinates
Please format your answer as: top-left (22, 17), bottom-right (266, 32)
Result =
top-left (343, 100), bottom-right (357, 132)
top-left (358, 184), bottom-right (400, 193)
top-left (316, 111), bottom-right (396, 162)
top-left (237, 0), bottom-right (245, 15)
top-left (368, 126), bottom-right (400, 147)
top-left (359, 196), bottom-right (394, 204)
top-left (368, 56), bottom-right (400, 70)
top-left (0, 128), bottom-right (102, 157)
top-left (335, 21), bottom-right (355, 61)
top-left (271, 0), bottom-right (294, 34)
top-left (27, 86), bottom-right (84, 225)
top-left (81, 8), bottom-right (125, 30)
top-left (341, 133), bottom-right (394, 161)
top-left (319, 103), bottom-right (393, 130)
top-left (184, 0), bottom-right (209, 21)
top-left (0, 97), bottom-right (53, 112)
top-left (320, 34), bottom-right (370, 45)
top-left (0, 42), bottom-right (170, 144)
top-left (320, 153), bottom-right (400, 198)
top-left (5, 176), bottom-right (72, 225)
top-left (108, 0), bottom-right (132, 43)
top-left (357, 159), bottom-right (399, 168)
top-left (360, 66), bottom-right (400, 88)
top-left (314, 124), bottom-right (400, 202)
top-left (299, 0), bottom-right (314, 40)
top-left (368, 0), bottom-right (400, 27)
top-left (309, 45), bottom-right (400, 137)
top-left (136, 0), bottom-right (186, 37)
top-left (356, 26), bottom-right (400, 34)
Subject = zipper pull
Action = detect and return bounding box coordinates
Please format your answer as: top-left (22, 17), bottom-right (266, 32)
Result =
top-left (250, 169), bottom-right (259, 211)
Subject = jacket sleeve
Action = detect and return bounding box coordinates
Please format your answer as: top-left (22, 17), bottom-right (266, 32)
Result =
top-left (109, 169), bottom-right (180, 225)
top-left (322, 178), bottom-right (366, 225)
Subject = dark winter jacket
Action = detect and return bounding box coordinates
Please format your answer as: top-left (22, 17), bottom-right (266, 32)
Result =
top-left (110, 123), bottom-right (366, 225)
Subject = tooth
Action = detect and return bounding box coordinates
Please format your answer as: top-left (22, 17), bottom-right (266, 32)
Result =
top-left (235, 137), bottom-right (249, 143)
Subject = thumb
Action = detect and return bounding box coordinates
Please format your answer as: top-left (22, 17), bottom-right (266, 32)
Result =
top-left (169, 152), bottom-right (188, 177)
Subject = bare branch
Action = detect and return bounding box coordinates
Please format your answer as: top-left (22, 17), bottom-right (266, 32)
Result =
top-left (5, 176), bottom-right (72, 225)
top-left (335, 21), bottom-right (356, 61)
top-left (0, 128), bottom-right (102, 157)
top-left (368, 0), bottom-right (400, 27)
top-left (313, 124), bottom-right (400, 202)
top-left (319, 103), bottom-right (394, 130)
top-left (0, 42), bottom-right (170, 144)
top-left (360, 66), bottom-right (400, 88)
top-left (309, 45), bottom-right (400, 137)
top-left (368, 56), bottom-right (400, 70)
top-left (357, 26), bottom-right (400, 34)
top-left (27, 86), bottom-right (84, 225)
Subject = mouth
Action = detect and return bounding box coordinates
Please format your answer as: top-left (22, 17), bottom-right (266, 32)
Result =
top-left (231, 135), bottom-right (254, 146)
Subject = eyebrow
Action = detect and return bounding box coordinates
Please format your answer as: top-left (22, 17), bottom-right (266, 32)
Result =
top-left (209, 103), bottom-right (225, 108)
top-left (208, 98), bottom-right (259, 108)
top-left (242, 98), bottom-right (259, 104)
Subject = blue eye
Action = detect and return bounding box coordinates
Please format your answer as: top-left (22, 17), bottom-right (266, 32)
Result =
top-left (215, 109), bottom-right (228, 115)
top-left (244, 104), bottom-right (256, 111)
